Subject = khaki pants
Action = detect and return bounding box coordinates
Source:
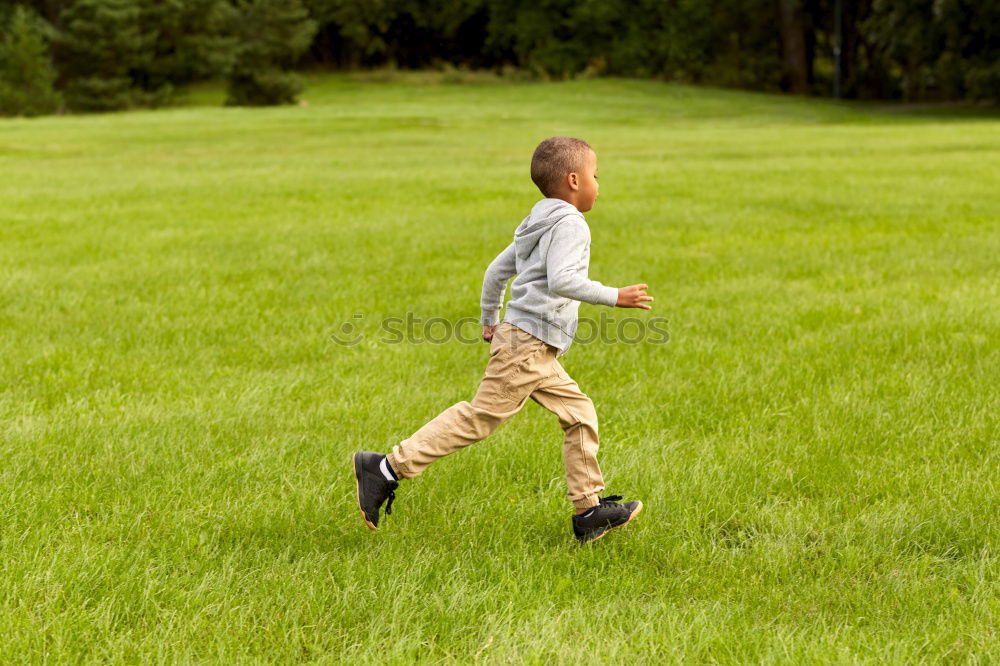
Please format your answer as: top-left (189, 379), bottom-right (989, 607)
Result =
top-left (387, 322), bottom-right (605, 510)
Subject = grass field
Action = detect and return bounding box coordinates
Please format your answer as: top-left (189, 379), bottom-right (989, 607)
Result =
top-left (1, 72), bottom-right (998, 662)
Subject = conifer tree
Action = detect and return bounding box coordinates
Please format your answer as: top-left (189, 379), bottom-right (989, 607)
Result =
top-left (0, 5), bottom-right (62, 116)
top-left (55, 0), bottom-right (152, 110)
top-left (225, 0), bottom-right (316, 106)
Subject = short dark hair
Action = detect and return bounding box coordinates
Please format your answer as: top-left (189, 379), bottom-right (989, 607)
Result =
top-left (530, 136), bottom-right (593, 197)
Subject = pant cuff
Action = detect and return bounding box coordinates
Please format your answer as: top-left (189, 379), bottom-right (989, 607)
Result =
top-left (385, 453), bottom-right (408, 480)
top-left (572, 494), bottom-right (599, 511)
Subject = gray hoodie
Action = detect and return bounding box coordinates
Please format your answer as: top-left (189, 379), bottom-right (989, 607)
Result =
top-left (480, 198), bottom-right (618, 355)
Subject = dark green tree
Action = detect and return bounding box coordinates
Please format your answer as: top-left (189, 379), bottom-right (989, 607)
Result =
top-left (51, 0), bottom-right (237, 111)
top-left (225, 0), bottom-right (316, 106)
top-left (135, 0), bottom-right (238, 95)
top-left (860, 0), bottom-right (999, 101)
top-left (947, 0), bottom-right (1000, 101)
top-left (0, 4), bottom-right (62, 116)
top-left (54, 0), bottom-right (154, 110)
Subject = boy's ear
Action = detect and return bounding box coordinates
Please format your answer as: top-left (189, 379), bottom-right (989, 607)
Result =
top-left (567, 171), bottom-right (580, 191)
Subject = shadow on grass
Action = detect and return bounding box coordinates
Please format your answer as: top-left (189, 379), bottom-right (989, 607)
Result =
top-left (169, 71), bottom-right (999, 127)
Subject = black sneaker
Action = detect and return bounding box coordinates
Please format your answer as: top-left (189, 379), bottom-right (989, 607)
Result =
top-left (572, 494), bottom-right (643, 543)
top-left (352, 452), bottom-right (399, 530)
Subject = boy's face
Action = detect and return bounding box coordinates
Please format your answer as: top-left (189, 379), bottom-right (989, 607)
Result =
top-left (573, 149), bottom-right (599, 212)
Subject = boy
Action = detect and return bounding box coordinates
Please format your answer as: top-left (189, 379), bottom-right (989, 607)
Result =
top-left (353, 136), bottom-right (653, 543)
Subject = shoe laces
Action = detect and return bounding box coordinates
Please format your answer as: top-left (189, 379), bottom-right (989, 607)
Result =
top-left (384, 482), bottom-right (398, 515)
top-left (598, 494), bottom-right (623, 506)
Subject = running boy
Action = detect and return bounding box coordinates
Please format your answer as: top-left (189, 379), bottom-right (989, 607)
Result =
top-left (353, 136), bottom-right (652, 542)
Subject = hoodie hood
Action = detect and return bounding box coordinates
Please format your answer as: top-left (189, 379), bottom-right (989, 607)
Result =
top-left (514, 198), bottom-right (580, 262)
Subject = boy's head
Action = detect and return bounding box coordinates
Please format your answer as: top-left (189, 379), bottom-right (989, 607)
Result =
top-left (530, 136), bottom-right (599, 212)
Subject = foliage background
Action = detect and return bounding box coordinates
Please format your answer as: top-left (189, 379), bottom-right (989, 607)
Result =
top-left (0, 0), bottom-right (997, 114)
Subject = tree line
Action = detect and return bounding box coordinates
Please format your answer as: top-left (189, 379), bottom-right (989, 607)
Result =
top-left (1, 0), bottom-right (996, 117)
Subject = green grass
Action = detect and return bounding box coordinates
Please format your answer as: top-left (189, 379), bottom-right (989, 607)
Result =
top-left (1, 73), bottom-right (998, 663)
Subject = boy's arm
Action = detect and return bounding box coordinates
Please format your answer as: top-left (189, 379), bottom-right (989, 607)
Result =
top-left (546, 218), bottom-right (619, 306)
top-left (480, 242), bottom-right (517, 326)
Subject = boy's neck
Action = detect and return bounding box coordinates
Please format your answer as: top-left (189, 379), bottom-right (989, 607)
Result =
top-left (547, 193), bottom-right (582, 211)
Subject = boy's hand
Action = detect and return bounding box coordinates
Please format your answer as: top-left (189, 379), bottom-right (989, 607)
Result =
top-left (616, 284), bottom-right (653, 309)
top-left (483, 325), bottom-right (497, 342)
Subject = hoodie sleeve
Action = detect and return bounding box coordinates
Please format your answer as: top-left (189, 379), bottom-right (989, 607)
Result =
top-left (546, 218), bottom-right (619, 307)
top-left (480, 242), bottom-right (517, 325)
